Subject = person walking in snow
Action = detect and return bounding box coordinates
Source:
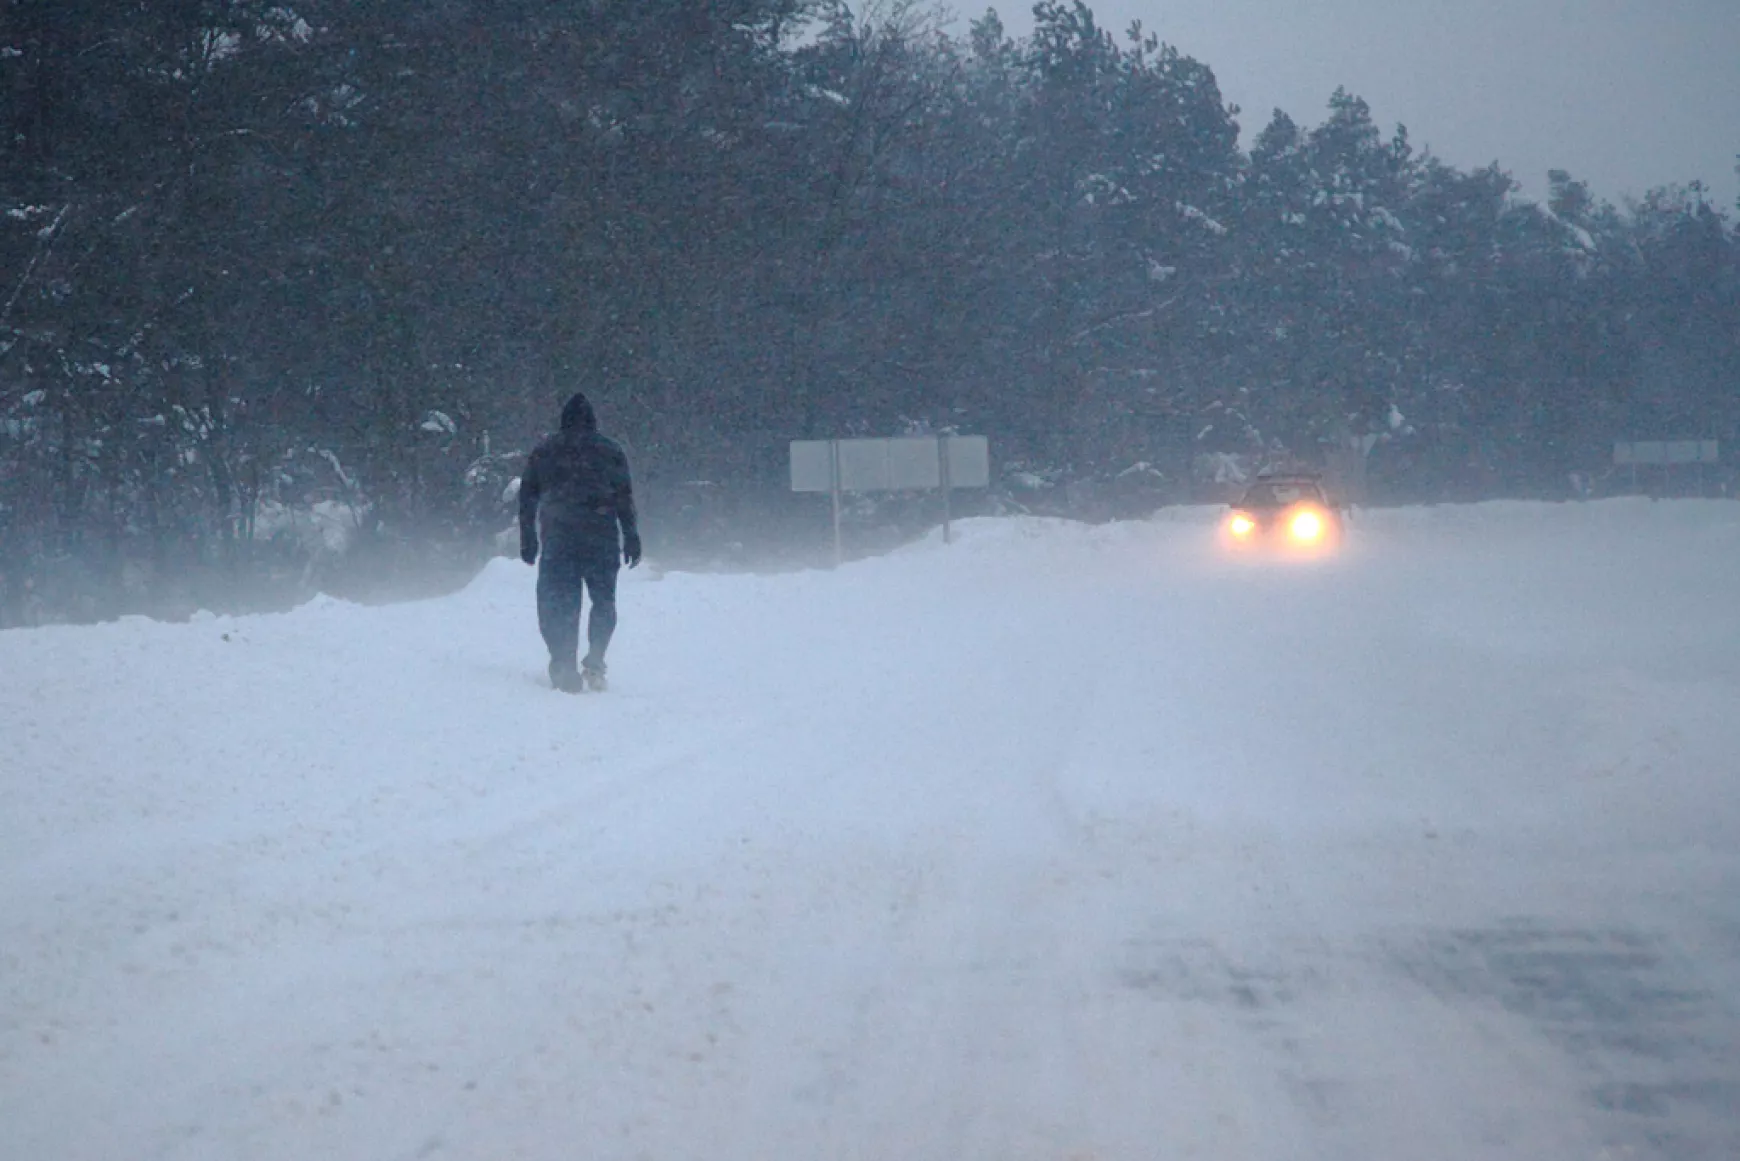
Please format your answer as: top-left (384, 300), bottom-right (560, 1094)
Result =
top-left (518, 392), bottom-right (642, 692)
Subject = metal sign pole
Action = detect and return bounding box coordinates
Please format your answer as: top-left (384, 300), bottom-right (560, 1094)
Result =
top-left (830, 440), bottom-right (843, 568)
top-left (940, 436), bottom-right (953, 545)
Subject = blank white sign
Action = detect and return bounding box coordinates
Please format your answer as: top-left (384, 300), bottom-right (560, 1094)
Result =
top-left (945, 436), bottom-right (991, 488)
top-left (1615, 440), bottom-right (1719, 465)
top-left (887, 438), bottom-right (942, 490)
top-left (791, 436), bottom-right (992, 492)
top-left (837, 440), bottom-right (893, 491)
top-left (790, 440), bottom-right (834, 493)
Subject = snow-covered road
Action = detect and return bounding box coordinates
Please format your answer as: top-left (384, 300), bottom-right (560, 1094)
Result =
top-left (4, 500), bottom-right (1739, 1160)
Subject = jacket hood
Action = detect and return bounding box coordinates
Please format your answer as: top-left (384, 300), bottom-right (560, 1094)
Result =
top-left (559, 392), bottom-right (597, 433)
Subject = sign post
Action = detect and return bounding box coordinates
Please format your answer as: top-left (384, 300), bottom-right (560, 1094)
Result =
top-left (1614, 440), bottom-right (1719, 496)
top-left (940, 436), bottom-right (953, 544)
top-left (791, 435), bottom-right (991, 565)
top-left (830, 439), bottom-right (844, 568)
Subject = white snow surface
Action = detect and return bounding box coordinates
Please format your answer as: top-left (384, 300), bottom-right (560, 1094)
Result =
top-left (4, 500), bottom-right (1740, 1160)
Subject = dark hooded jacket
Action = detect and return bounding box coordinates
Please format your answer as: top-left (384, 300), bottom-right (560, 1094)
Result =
top-left (519, 393), bottom-right (638, 559)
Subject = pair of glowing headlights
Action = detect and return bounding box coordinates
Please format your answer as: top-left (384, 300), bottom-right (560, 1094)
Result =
top-left (1227, 508), bottom-right (1327, 544)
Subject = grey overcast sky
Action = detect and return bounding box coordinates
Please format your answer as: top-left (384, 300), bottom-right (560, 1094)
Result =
top-left (980, 0), bottom-right (1740, 209)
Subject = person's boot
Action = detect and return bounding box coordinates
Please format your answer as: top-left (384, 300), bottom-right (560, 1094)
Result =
top-left (549, 658), bottom-right (583, 694)
top-left (581, 665), bottom-right (608, 693)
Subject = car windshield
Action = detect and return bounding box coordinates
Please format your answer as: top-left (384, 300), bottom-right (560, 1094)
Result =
top-left (1239, 481), bottom-right (1324, 507)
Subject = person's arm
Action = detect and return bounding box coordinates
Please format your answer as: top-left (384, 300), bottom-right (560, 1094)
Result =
top-left (518, 450), bottom-right (542, 564)
top-left (612, 446), bottom-right (641, 567)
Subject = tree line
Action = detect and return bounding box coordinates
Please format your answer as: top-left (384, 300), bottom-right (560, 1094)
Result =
top-left (3, 1), bottom-right (1736, 622)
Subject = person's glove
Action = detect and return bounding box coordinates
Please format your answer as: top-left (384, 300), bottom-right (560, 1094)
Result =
top-left (622, 531), bottom-right (642, 569)
top-left (520, 538), bottom-right (538, 565)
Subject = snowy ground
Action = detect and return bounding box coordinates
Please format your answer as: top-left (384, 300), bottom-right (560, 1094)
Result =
top-left (4, 499), bottom-right (1739, 1161)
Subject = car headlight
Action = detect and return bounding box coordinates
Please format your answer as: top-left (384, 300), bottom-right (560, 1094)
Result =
top-left (1288, 509), bottom-right (1325, 543)
top-left (1228, 513), bottom-right (1256, 538)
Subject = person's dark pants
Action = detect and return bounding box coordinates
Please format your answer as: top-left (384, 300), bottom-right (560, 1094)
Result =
top-left (536, 549), bottom-right (619, 678)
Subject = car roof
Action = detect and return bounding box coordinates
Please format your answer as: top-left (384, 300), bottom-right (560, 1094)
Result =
top-left (1235, 475), bottom-right (1330, 506)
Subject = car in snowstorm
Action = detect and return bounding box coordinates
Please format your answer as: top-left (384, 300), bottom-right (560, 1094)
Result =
top-left (1221, 472), bottom-right (1343, 554)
